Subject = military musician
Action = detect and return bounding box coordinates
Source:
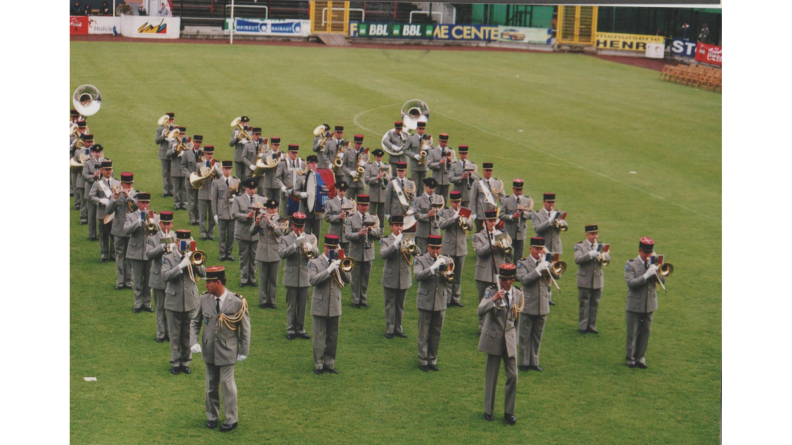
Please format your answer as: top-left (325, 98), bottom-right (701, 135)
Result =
top-left (532, 192), bottom-right (567, 305)
top-left (363, 148), bottom-right (389, 224)
top-left (470, 163), bottom-right (506, 232)
top-left (196, 145), bottom-right (219, 241)
top-left (291, 155), bottom-right (323, 236)
top-left (427, 133), bottom-right (453, 203)
top-left (145, 211), bottom-right (175, 342)
top-left (254, 199), bottom-right (284, 310)
top-left (341, 134), bottom-right (367, 201)
top-left (574, 224), bottom-right (611, 335)
top-left (449, 145), bottom-right (478, 210)
top-left (438, 191), bottom-right (468, 308)
top-left (413, 177), bottom-right (445, 254)
top-left (344, 195), bottom-right (382, 309)
top-left (404, 121), bottom-right (430, 196)
top-left (231, 178), bottom-right (265, 287)
top-left (260, 136), bottom-right (286, 206)
top-left (81, 138), bottom-right (101, 231)
top-left (122, 192), bottom-right (154, 313)
top-left (156, 112), bottom-right (175, 197)
top-left (275, 144), bottom-right (305, 217)
top-left (384, 162), bottom-right (416, 220)
top-left (414, 235), bottom-right (454, 372)
top-left (278, 212), bottom-right (318, 340)
top-left (108, 172), bottom-right (138, 290)
top-left (382, 121), bottom-right (409, 174)
top-left (515, 237), bottom-right (557, 372)
top-left (89, 159), bottom-right (118, 263)
top-left (379, 215), bottom-right (418, 339)
top-left (241, 127), bottom-right (263, 180)
top-left (624, 237), bottom-right (665, 369)
top-left (322, 126), bottom-right (345, 171)
top-left (211, 161), bottom-right (240, 262)
top-left (167, 126), bottom-right (188, 210)
top-left (229, 115), bottom-right (250, 179)
top-left (324, 181), bottom-right (355, 253)
top-left (182, 135), bottom-right (203, 225)
top-left (498, 179), bottom-right (533, 262)
top-left (473, 210), bottom-right (510, 327)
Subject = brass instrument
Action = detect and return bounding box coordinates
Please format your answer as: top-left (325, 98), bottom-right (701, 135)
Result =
top-left (333, 139), bottom-right (349, 168)
top-left (228, 178), bottom-right (240, 197)
top-left (331, 253), bottom-right (356, 288)
top-left (379, 165), bottom-right (392, 190)
top-left (650, 254), bottom-right (674, 293)
top-left (300, 233), bottom-right (318, 259)
top-left (157, 115), bottom-right (170, 126)
top-left (417, 134), bottom-right (432, 166)
top-left (190, 250), bottom-right (207, 267)
top-left (443, 146), bottom-right (457, 172)
top-left (363, 216), bottom-right (380, 250)
top-left (313, 124), bottom-right (330, 150)
top-left (189, 164), bottom-right (217, 190)
top-left (494, 232), bottom-right (513, 256)
top-left (541, 248), bottom-right (567, 292)
top-left (457, 215), bottom-right (472, 232)
top-left (551, 212), bottom-right (568, 232)
top-left (596, 245), bottom-right (611, 267)
top-left (403, 181), bottom-right (416, 204)
top-left (439, 257), bottom-right (455, 286)
top-left (252, 153), bottom-right (280, 177)
top-left (231, 117), bottom-right (252, 143)
top-left (70, 149), bottom-right (90, 172)
top-left (401, 99), bottom-right (430, 131)
top-left (72, 84), bottom-right (102, 117)
top-left (144, 211), bottom-right (159, 235)
top-left (400, 233), bottom-right (419, 263)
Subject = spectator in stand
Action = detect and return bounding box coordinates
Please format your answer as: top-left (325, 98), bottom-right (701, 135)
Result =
top-left (698, 24), bottom-right (709, 43)
top-left (681, 23), bottom-right (690, 40)
top-left (101, 1), bottom-right (112, 16)
top-left (71, 1), bottom-right (83, 16)
top-left (158, 2), bottom-right (172, 17)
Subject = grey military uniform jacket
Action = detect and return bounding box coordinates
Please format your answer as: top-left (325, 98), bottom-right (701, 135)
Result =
top-left (146, 231), bottom-right (168, 290)
top-left (197, 162), bottom-right (220, 200)
top-left (231, 193), bottom-right (266, 242)
top-left (122, 210), bottom-right (149, 260)
top-left (516, 256), bottom-right (555, 316)
top-left (211, 176), bottom-right (240, 220)
top-left (414, 193), bottom-right (445, 238)
top-left (166, 140), bottom-right (185, 178)
top-left (108, 190), bottom-right (139, 237)
top-left (404, 133), bottom-right (429, 173)
top-left (478, 285), bottom-right (523, 357)
top-left (449, 160), bottom-right (478, 202)
top-left (498, 195), bottom-right (534, 241)
top-left (427, 146), bottom-right (452, 185)
top-left (472, 230), bottom-right (509, 283)
top-left (229, 128), bottom-right (246, 163)
top-left (274, 157), bottom-right (304, 191)
top-left (470, 178), bottom-right (506, 218)
top-left (380, 234), bottom-right (419, 290)
top-left (259, 150), bottom-right (286, 189)
top-left (241, 140), bottom-right (261, 171)
top-left (309, 255), bottom-right (351, 317)
top-left (625, 257), bottom-right (664, 313)
top-left (341, 148), bottom-right (368, 189)
top-left (438, 210), bottom-right (468, 256)
top-left (156, 125), bottom-right (171, 160)
top-left (384, 177), bottom-right (416, 217)
top-left (161, 250), bottom-right (206, 312)
top-left (278, 231), bottom-right (319, 288)
top-left (254, 214), bottom-right (285, 263)
top-left (324, 196), bottom-right (355, 242)
top-left (191, 291), bottom-right (251, 366)
top-left (322, 137), bottom-right (344, 171)
top-left (180, 148), bottom-right (202, 177)
top-left (82, 156), bottom-right (103, 193)
top-left (89, 177), bottom-right (121, 219)
top-left (74, 150), bottom-right (90, 188)
top-left (574, 241), bottom-right (611, 289)
top-left (344, 211), bottom-right (382, 262)
top-left (381, 129), bottom-right (408, 165)
top-left (532, 209), bottom-right (566, 254)
top-left (414, 253), bottom-right (454, 312)
top-left (363, 162), bottom-right (389, 203)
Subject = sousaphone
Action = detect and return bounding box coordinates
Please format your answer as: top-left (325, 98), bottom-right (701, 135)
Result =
top-left (73, 84), bottom-right (102, 117)
top-left (401, 99), bottom-right (430, 130)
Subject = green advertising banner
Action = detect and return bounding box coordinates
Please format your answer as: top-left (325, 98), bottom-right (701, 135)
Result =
top-left (350, 22), bottom-right (433, 39)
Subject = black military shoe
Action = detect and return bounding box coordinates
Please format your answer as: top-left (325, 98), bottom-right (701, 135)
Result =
top-left (428, 364), bottom-right (439, 371)
top-left (395, 332), bottom-right (407, 338)
top-left (351, 303), bottom-right (360, 308)
top-left (219, 422), bottom-right (237, 432)
top-left (587, 327), bottom-right (599, 334)
top-left (450, 302), bottom-right (465, 307)
top-left (297, 333), bottom-right (311, 340)
top-left (484, 413), bottom-right (494, 422)
top-left (115, 284), bottom-right (124, 290)
top-left (132, 307), bottom-right (143, 313)
top-left (161, 194), bottom-right (168, 197)
top-left (142, 307), bottom-right (154, 313)
top-left (636, 362), bottom-right (648, 369)
top-left (627, 363), bottom-right (637, 368)
top-left (227, 256), bottom-right (235, 261)
top-left (578, 329), bottom-right (588, 335)
top-left (155, 338), bottom-right (166, 343)
top-left (361, 302), bottom-right (369, 308)
top-left (323, 367), bottom-right (339, 374)
top-left (385, 333), bottom-right (394, 339)
top-left (181, 366), bottom-right (192, 375)
top-left (529, 366), bottom-right (543, 372)
top-left (79, 221), bottom-right (87, 225)
top-left (505, 413), bottom-right (517, 425)
top-left (286, 334), bottom-right (296, 340)
top-left (219, 257), bottom-right (226, 262)
top-left (313, 368), bottom-right (323, 375)
top-left (170, 367), bottom-right (180, 375)
top-left (419, 365), bottom-right (430, 372)
top-left (270, 304), bottom-right (278, 309)
top-left (260, 304), bottom-right (267, 309)
top-left (518, 365), bottom-right (530, 372)
top-left (201, 237), bottom-right (207, 241)
top-left (206, 420), bottom-right (218, 429)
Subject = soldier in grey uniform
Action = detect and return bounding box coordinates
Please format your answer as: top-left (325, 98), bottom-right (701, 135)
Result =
top-left (167, 126), bottom-right (188, 210)
top-left (624, 237), bottom-right (665, 369)
top-left (324, 181), bottom-right (355, 253)
top-left (260, 137), bottom-right (286, 206)
top-left (290, 155), bottom-right (323, 236)
top-left (344, 195), bottom-right (382, 308)
top-left (162, 229), bottom-right (207, 375)
top-left (231, 178), bottom-right (265, 287)
top-left (438, 191), bottom-right (468, 307)
top-left (254, 199), bottom-right (283, 309)
top-left (479, 263), bottom-right (522, 425)
top-left (89, 160), bottom-right (119, 262)
top-left (532, 192), bottom-right (567, 305)
top-left (516, 237), bottom-right (558, 372)
top-left (278, 212), bottom-right (318, 340)
top-left (498, 179), bottom-right (534, 262)
top-left (322, 126), bottom-right (346, 172)
top-left (145, 211), bottom-right (174, 342)
top-left (240, 127), bottom-right (263, 180)
top-left (379, 215), bottom-right (417, 339)
top-left (363, 149), bottom-right (389, 224)
top-left (156, 112), bottom-right (175, 197)
top-left (211, 161), bottom-right (239, 261)
top-left (473, 210), bottom-right (509, 315)
top-left (404, 121), bottom-right (429, 196)
top-left (414, 235), bottom-right (454, 372)
top-left (122, 192), bottom-right (154, 313)
top-left (182, 135), bottom-right (204, 225)
top-left (384, 162), bottom-right (416, 219)
top-left (340, 134), bottom-right (367, 201)
top-left (413, 177), bottom-right (445, 254)
top-left (196, 146), bottom-right (219, 240)
top-left (190, 266), bottom-right (250, 432)
top-left (312, 124), bottom-right (330, 168)
top-left (275, 144), bottom-right (305, 217)
top-left (470, 163), bottom-right (506, 233)
top-left (449, 145), bottom-right (478, 209)
top-left (81, 139), bottom-right (102, 232)
top-left (70, 120), bottom-right (87, 208)
top-left (308, 235), bottom-right (351, 374)
top-left (427, 133), bottom-right (453, 203)
top-left (108, 172), bottom-right (137, 290)
top-left (574, 224), bottom-right (611, 334)
top-left (381, 121), bottom-right (409, 174)
top-left (229, 115), bottom-right (250, 180)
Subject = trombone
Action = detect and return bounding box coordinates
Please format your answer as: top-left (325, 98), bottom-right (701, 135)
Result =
top-left (541, 248), bottom-right (567, 293)
top-left (231, 117), bottom-right (252, 143)
top-left (650, 254), bottom-right (674, 293)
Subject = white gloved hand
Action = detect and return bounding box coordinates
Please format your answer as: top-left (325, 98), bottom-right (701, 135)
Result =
top-left (327, 261), bottom-right (340, 273)
top-left (179, 256), bottom-right (191, 270)
top-left (433, 256), bottom-right (447, 268)
top-left (214, 215), bottom-right (219, 224)
top-left (178, 151), bottom-right (184, 158)
top-left (414, 154), bottom-right (421, 161)
top-left (643, 265), bottom-right (658, 279)
top-left (191, 344), bottom-right (201, 354)
top-left (281, 186), bottom-right (287, 194)
top-left (470, 213), bottom-right (477, 221)
top-left (249, 164), bottom-right (256, 171)
top-left (550, 210), bottom-right (558, 221)
top-left (100, 198), bottom-right (110, 206)
top-left (351, 171), bottom-right (358, 179)
top-left (430, 263), bottom-right (440, 273)
top-left (536, 261), bottom-right (550, 272)
top-left (304, 243), bottom-right (313, 251)
top-left (588, 250), bottom-right (599, 259)
top-left (237, 354), bottom-right (247, 362)
top-left (299, 192), bottom-right (308, 199)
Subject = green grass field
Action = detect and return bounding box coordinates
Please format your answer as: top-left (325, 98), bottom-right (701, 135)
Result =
top-left (70, 41), bottom-right (721, 444)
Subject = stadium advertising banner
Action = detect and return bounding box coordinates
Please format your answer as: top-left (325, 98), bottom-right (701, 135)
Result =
top-left (695, 42), bottom-right (722, 66)
top-left (70, 16), bottom-right (89, 35)
top-left (595, 33), bottom-right (665, 52)
top-left (669, 39), bottom-right (697, 58)
top-left (497, 26), bottom-right (551, 44)
top-left (433, 24), bottom-right (500, 41)
top-left (349, 22), bottom-right (433, 39)
top-left (120, 15), bottom-right (181, 39)
top-left (225, 18), bottom-right (311, 37)
top-left (88, 16), bottom-right (121, 35)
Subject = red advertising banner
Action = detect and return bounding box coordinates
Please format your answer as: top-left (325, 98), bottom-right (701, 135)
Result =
top-left (695, 42), bottom-right (722, 66)
top-left (70, 16), bottom-right (89, 35)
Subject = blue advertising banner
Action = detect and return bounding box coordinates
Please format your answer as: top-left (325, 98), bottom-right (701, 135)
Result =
top-left (433, 24), bottom-right (500, 41)
top-left (668, 39), bottom-right (697, 58)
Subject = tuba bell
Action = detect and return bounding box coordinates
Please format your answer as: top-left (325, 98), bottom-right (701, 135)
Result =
top-left (401, 99), bottom-right (430, 131)
top-left (72, 84), bottom-right (102, 117)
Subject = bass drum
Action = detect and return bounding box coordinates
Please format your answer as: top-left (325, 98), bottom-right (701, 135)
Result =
top-left (308, 169), bottom-right (336, 214)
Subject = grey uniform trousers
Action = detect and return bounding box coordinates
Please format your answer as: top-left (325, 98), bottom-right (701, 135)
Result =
top-left (351, 260), bottom-right (372, 305)
top-left (98, 220), bottom-right (111, 259)
top-left (166, 308), bottom-right (198, 368)
top-left (152, 288), bottom-right (169, 340)
top-left (625, 311), bottom-right (653, 366)
top-left (369, 204), bottom-right (385, 229)
top-left (518, 313), bottom-right (547, 368)
top-left (485, 349), bottom-right (518, 416)
top-left (305, 218), bottom-right (321, 237)
top-left (205, 362), bottom-right (238, 424)
top-left (312, 315), bottom-right (339, 370)
top-left (511, 239), bottom-right (525, 264)
top-left (447, 255), bottom-right (465, 305)
top-left (70, 171), bottom-right (76, 196)
top-left (286, 287), bottom-right (309, 335)
top-left (415, 237), bottom-right (428, 257)
top-left (383, 287), bottom-right (407, 335)
top-left (411, 171), bottom-right (427, 196)
top-left (172, 176), bottom-right (187, 209)
top-left (257, 260), bottom-right (280, 306)
top-left (160, 159), bottom-right (172, 194)
top-left (436, 185), bottom-right (449, 205)
top-left (578, 287), bottom-right (603, 331)
top-left (187, 188), bottom-right (199, 223)
top-left (218, 219), bottom-right (235, 259)
top-left (130, 259), bottom-right (151, 309)
top-left (237, 239), bottom-right (258, 285)
top-left (475, 219), bottom-right (484, 233)
top-left (417, 309), bottom-right (445, 366)
top-left (234, 162), bottom-right (247, 181)
top-left (85, 191), bottom-right (96, 235)
top-left (114, 236), bottom-right (133, 287)
top-left (198, 200), bottom-right (216, 239)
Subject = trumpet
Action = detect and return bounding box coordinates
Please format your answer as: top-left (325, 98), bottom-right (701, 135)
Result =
top-left (331, 253), bottom-right (356, 288)
top-left (231, 117), bottom-right (252, 143)
top-left (144, 211), bottom-right (159, 235)
top-left (650, 254), bottom-right (674, 293)
top-left (417, 134), bottom-right (432, 166)
top-left (439, 259), bottom-right (455, 286)
top-left (494, 232), bottom-right (513, 256)
top-left (190, 250), bottom-right (207, 267)
top-left (551, 212), bottom-right (568, 232)
top-left (400, 234), bottom-right (419, 263)
top-left (300, 233), bottom-right (318, 259)
top-left (596, 246), bottom-right (611, 266)
top-left (457, 215), bottom-right (472, 232)
top-left (541, 249), bottom-right (567, 293)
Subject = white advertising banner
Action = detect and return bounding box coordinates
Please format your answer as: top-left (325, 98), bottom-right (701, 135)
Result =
top-left (225, 18), bottom-right (311, 37)
top-left (88, 16), bottom-right (121, 35)
top-left (645, 43), bottom-right (665, 59)
top-left (497, 26), bottom-right (551, 44)
top-left (120, 15), bottom-right (180, 39)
